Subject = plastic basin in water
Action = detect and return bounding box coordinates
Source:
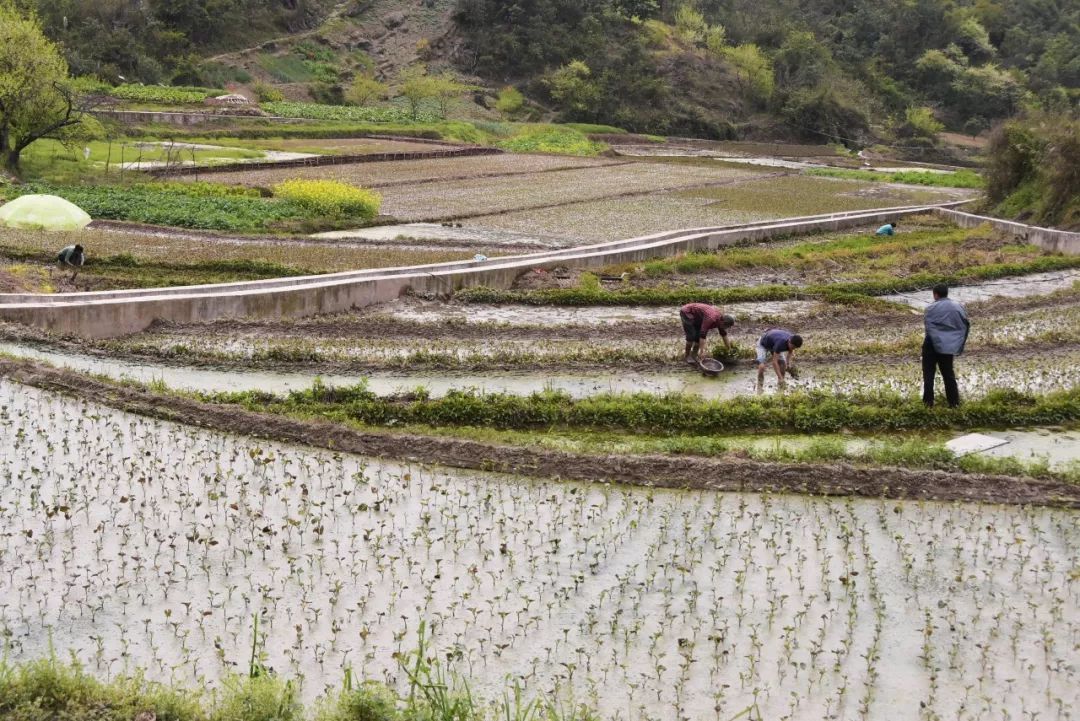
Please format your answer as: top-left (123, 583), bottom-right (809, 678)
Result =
top-left (699, 358), bottom-right (725, 376)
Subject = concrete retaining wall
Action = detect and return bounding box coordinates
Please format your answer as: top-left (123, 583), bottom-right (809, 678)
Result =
top-left (0, 204), bottom-right (961, 339)
top-left (152, 146), bottom-right (502, 178)
top-left (938, 209), bottom-right (1080, 255)
top-left (93, 110), bottom-right (301, 126)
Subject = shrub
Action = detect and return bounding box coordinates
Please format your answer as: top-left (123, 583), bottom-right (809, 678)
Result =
top-left (899, 106), bottom-right (944, 140)
top-left (986, 114), bottom-right (1080, 228)
top-left (252, 82), bottom-right (284, 103)
top-left (272, 179), bottom-right (381, 220)
top-left (781, 88), bottom-right (869, 147)
top-left (497, 126), bottom-right (607, 156)
top-left (347, 76), bottom-right (389, 107)
top-left (494, 86), bottom-right (525, 118)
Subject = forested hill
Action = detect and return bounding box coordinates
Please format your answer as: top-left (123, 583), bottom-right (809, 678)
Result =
top-left (454, 0), bottom-right (1080, 139)
top-left (17, 0), bottom-right (1080, 141)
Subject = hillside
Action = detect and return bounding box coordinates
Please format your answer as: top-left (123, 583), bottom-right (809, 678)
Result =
top-left (18, 0), bottom-right (1080, 143)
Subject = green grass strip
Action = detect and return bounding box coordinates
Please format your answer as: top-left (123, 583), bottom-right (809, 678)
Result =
top-left (214, 384), bottom-right (1080, 436)
top-left (805, 167), bottom-right (985, 189)
top-left (456, 255), bottom-right (1080, 306)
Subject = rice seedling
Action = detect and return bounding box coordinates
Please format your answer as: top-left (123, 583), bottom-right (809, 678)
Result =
top-left (1, 377), bottom-right (1075, 721)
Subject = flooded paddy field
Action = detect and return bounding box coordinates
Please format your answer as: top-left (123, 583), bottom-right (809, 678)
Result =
top-left (463, 175), bottom-right (966, 243)
top-left (184, 152), bottom-right (967, 246)
top-left (1, 379), bottom-right (1077, 720)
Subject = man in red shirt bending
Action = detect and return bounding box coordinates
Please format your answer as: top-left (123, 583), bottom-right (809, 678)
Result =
top-left (680, 303), bottom-right (735, 365)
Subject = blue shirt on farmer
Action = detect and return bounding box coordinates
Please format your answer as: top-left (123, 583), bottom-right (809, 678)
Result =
top-left (760, 329), bottom-right (794, 354)
top-left (876, 223), bottom-right (896, 236)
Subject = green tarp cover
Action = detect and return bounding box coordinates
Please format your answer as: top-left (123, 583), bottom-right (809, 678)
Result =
top-left (0, 194), bottom-right (91, 231)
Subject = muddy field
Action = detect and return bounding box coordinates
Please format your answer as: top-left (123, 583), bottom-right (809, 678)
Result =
top-left (197, 153), bottom-right (620, 189)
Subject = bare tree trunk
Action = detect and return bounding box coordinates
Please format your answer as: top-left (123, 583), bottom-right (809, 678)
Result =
top-left (1, 150), bottom-right (19, 176)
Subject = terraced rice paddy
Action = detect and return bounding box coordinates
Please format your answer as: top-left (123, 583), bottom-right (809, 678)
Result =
top-left (467, 175), bottom-right (968, 242)
top-left (1, 380), bottom-right (1077, 720)
top-left (0, 142), bottom-right (1076, 720)
top-left (187, 152), bottom-right (970, 245)
top-left (0, 226), bottom-right (480, 291)
top-left (198, 153), bottom-right (617, 189)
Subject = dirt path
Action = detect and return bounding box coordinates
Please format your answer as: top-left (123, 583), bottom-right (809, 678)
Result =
top-left (1, 357), bottom-right (1076, 508)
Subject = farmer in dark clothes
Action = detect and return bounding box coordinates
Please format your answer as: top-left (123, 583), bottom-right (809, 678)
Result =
top-left (922, 284), bottom-right (970, 408)
top-left (679, 303), bottom-right (734, 365)
top-left (756, 328), bottom-right (803, 387)
top-left (57, 244), bottom-right (84, 281)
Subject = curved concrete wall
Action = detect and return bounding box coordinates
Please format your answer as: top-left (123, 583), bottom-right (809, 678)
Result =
top-left (938, 208), bottom-right (1080, 255)
top-left (0, 203), bottom-right (971, 339)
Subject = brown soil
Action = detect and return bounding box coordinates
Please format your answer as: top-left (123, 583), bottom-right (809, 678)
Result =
top-left (0, 269), bottom-right (33, 293)
top-left (422, 172), bottom-right (791, 224)
top-left (366, 160), bottom-right (631, 190)
top-left (1, 356), bottom-right (1076, 508)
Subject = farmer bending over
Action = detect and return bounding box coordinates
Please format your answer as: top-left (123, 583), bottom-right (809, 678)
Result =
top-left (57, 244), bottom-right (84, 281)
top-left (922, 283), bottom-right (970, 408)
top-left (876, 221), bottom-right (897, 236)
top-left (679, 302), bottom-right (734, 365)
top-left (756, 328), bottom-right (803, 386)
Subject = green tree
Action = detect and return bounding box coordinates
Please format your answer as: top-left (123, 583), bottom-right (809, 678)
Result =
top-left (495, 86), bottom-right (525, 118)
top-left (704, 25), bottom-right (727, 56)
top-left (430, 72), bottom-right (468, 119)
top-left (674, 4), bottom-right (708, 46)
top-left (398, 65), bottom-right (439, 120)
top-left (347, 75), bottom-right (388, 107)
top-left (723, 44), bottom-right (774, 104)
top-left (545, 60), bottom-right (602, 120)
top-left (0, 3), bottom-right (95, 174)
top-left (898, 106), bottom-right (944, 140)
top-left (773, 31), bottom-right (834, 91)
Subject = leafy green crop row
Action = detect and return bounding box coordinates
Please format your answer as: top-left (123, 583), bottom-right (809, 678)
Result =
top-left (5, 183), bottom-right (303, 232)
top-left (458, 255), bottom-right (1080, 306)
top-left (109, 83), bottom-right (222, 104)
top-left (804, 167), bottom-right (985, 189)
top-left (2, 181), bottom-right (382, 232)
top-left (219, 383), bottom-right (1080, 436)
top-left (263, 101), bottom-right (440, 124)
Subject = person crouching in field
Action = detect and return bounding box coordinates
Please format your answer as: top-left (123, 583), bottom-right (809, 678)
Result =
top-left (679, 303), bottom-right (734, 365)
top-left (922, 283), bottom-right (970, 408)
top-left (57, 244), bottom-right (84, 281)
top-left (756, 328), bottom-right (803, 389)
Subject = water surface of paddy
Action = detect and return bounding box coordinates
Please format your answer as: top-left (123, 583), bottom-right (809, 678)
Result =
top-left (1, 379), bottom-right (1076, 719)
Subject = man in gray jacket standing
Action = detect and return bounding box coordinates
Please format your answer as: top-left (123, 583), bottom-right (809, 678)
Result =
top-left (923, 284), bottom-right (970, 408)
